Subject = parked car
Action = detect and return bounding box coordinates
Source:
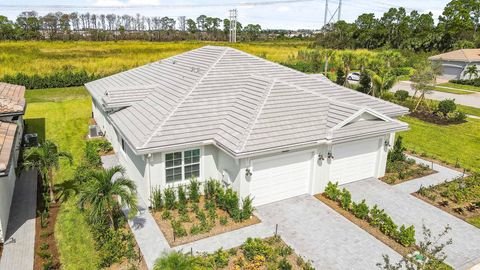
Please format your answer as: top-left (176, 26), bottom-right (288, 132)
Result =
top-left (347, 72), bottom-right (361, 81)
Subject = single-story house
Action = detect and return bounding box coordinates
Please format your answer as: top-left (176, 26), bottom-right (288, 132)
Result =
top-left (86, 46), bottom-right (409, 207)
top-left (0, 82), bottom-right (26, 243)
top-left (428, 49), bottom-right (480, 80)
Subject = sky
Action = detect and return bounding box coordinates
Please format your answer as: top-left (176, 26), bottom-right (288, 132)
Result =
top-left (0, 0), bottom-right (452, 30)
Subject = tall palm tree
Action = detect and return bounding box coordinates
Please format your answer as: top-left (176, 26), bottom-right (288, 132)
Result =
top-left (366, 68), bottom-right (398, 97)
top-left (341, 51), bottom-right (356, 86)
top-left (78, 165), bottom-right (138, 228)
top-left (464, 64), bottom-right (478, 79)
top-left (23, 140), bottom-right (73, 203)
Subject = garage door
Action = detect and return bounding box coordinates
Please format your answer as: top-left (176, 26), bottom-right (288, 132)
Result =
top-left (250, 152), bottom-right (312, 206)
top-left (442, 65), bottom-right (463, 80)
top-left (329, 138), bottom-right (381, 185)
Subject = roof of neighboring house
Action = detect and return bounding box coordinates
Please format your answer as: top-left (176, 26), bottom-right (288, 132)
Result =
top-left (428, 49), bottom-right (480, 62)
top-left (0, 82), bottom-right (26, 115)
top-left (0, 121), bottom-right (17, 173)
top-left (86, 46), bottom-right (408, 156)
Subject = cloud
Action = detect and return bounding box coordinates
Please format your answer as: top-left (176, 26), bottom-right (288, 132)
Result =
top-left (276, 6), bottom-right (290, 12)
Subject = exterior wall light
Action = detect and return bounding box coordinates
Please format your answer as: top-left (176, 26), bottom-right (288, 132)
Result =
top-left (327, 151), bottom-right (334, 159)
top-left (318, 154), bottom-right (325, 162)
top-left (245, 168), bottom-right (252, 177)
top-left (384, 140), bottom-right (391, 147)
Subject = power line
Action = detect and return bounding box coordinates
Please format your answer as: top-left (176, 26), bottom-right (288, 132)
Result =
top-left (0, 0), bottom-right (315, 10)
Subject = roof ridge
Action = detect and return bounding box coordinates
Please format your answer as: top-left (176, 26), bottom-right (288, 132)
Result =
top-left (237, 77), bottom-right (276, 152)
top-left (461, 49), bottom-right (470, 62)
top-left (140, 47), bottom-right (229, 148)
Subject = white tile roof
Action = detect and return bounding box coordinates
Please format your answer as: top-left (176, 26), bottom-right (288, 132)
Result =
top-left (86, 46), bottom-right (408, 156)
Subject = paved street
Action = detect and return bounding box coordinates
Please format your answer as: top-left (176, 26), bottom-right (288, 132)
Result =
top-left (391, 81), bottom-right (480, 108)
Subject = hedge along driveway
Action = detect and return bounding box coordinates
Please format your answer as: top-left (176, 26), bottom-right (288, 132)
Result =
top-left (398, 116), bottom-right (480, 173)
top-left (24, 87), bottom-right (100, 269)
top-left (342, 178), bottom-right (480, 270)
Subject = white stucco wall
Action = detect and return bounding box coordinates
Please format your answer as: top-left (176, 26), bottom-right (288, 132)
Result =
top-left (0, 163), bottom-right (16, 243)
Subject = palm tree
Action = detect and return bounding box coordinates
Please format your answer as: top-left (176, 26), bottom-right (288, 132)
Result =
top-left (78, 165), bottom-right (138, 228)
top-left (341, 51), bottom-right (356, 86)
top-left (366, 68), bottom-right (398, 97)
top-left (23, 140), bottom-right (73, 203)
top-left (463, 64), bottom-right (478, 79)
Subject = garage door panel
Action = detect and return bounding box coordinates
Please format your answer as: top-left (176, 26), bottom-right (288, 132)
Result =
top-left (330, 138), bottom-right (380, 185)
top-left (251, 152), bottom-right (312, 206)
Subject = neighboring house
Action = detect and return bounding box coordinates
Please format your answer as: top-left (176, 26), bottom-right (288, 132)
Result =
top-left (86, 46), bottom-right (409, 207)
top-left (0, 83), bottom-right (26, 243)
top-left (428, 49), bottom-right (480, 80)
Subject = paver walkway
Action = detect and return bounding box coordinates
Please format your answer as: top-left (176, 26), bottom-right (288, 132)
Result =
top-left (256, 195), bottom-right (401, 270)
top-left (342, 159), bottom-right (480, 270)
top-left (0, 170), bottom-right (37, 270)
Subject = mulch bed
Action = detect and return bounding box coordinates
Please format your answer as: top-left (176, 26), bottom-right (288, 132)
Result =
top-left (409, 111), bottom-right (466, 125)
top-left (380, 162), bottom-right (437, 185)
top-left (152, 196), bottom-right (260, 247)
top-left (34, 176), bottom-right (61, 270)
top-left (315, 194), bottom-right (415, 257)
top-left (413, 193), bottom-right (479, 223)
top-left (406, 151), bottom-right (468, 174)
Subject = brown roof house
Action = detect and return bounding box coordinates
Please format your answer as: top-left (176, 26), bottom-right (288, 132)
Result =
top-left (428, 49), bottom-right (480, 80)
top-left (0, 82), bottom-right (26, 244)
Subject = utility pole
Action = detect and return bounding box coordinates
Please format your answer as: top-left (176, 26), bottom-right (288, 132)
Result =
top-left (229, 9), bottom-right (237, 43)
top-left (178, 16), bottom-right (186, 31)
top-left (323, 0), bottom-right (342, 26)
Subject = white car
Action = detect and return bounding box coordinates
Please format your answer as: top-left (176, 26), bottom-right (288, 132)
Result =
top-left (347, 72), bottom-right (361, 81)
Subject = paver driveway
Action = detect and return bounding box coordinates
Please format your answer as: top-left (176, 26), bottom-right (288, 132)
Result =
top-left (343, 178), bottom-right (480, 270)
top-left (256, 195), bottom-right (401, 270)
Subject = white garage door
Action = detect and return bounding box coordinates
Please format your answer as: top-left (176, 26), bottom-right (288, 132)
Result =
top-left (250, 152), bottom-right (312, 206)
top-left (329, 138), bottom-right (381, 185)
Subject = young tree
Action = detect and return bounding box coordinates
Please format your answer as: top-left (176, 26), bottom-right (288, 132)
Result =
top-left (336, 68), bottom-right (346, 86)
top-left (410, 61), bottom-right (440, 112)
top-left (23, 140), bottom-right (73, 203)
top-left (358, 72), bottom-right (372, 94)
top-left (463, 64), bottom-right (478, 79)
top-left (78, 165), bottom-right (138, 228)
top-left (377, 224), bottom-right (452, 270)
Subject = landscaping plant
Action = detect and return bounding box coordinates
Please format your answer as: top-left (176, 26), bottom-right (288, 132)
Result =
top-left (324, 182), bottom-right (341, 201)
top-left (150, 186), bottom-right (163, 211)
top-left (164, 187), bottom-right (177, 210)
top-left (188, 178), bottom-right (201, 203)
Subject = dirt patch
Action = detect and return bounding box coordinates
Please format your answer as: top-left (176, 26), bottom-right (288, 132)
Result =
top-left (152, 196), bottom-right (260, 247)
top-left (409, 111), bottom-right (466, 125)
top-left (315, 194), bottom-right (415, 256)
top-left (34, 176), bottom-right (61, 270)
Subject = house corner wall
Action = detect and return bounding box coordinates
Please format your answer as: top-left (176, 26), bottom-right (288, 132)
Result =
top-left (312, 145), bottom-right (330, 194)
top-left (0, 163), bottom-right (17, 243)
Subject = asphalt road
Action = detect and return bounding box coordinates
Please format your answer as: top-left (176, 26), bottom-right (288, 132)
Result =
top-left (391, 81), bottom-right (480, 108)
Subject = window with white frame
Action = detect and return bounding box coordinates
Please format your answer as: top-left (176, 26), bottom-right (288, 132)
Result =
top-left (165, 149), bottom-right (200, 183)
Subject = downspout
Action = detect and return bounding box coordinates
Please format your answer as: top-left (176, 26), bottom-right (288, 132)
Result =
top-left (146, 153), bottom-right (152, 207)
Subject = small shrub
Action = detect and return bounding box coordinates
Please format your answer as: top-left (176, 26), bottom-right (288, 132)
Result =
top-left (171, 219), bottom-right (187, 238)
top-left (278, 258), bottom-right (293, 270)
top-left (190, 223), bottom-right (203, 235)
top-left (340, 188), bottom-right (351, 210)
top-left (39, 242), bottom-right (49, 250)
top-left (241, 238), bottom-right (274, 261)
top-left (40, 230), bottom-right (51, 238)
top-left (212, 248), bottom-right (230, 268)
top-left (177, 185), bottom-right (187, 207)
top-left (208, 207), bottom-right (217, 222)
top-left (150, 187), bottom-right (163, 211)
top-left (164, 187), bottom-right (176, 210)
top-left (324, 182), bottom-right (341, 201)
top-left (42, 258), bottom-right (54, 270)
top-left (397, 225), bottom-right (416, 247)
top-left (351, 200), bottom-right (369, 220)
top-left (388, 136), bottom-right (406, 163)
top-left (179, 212), bottom-right (191, 223)
top-left (161, 210), bottom-right (172, 220)
top-left (279, 245), bottom-right (293, 257)
top-left (204, 178), bottom-right (219, 199)
top-left (39, 210), bottom-right (49, 228)
top-left (178, 203), bottom-right (188, 215)
top-left (224, 188), bottom-right (241, 221)
top-left (369, 204), bottom-right (385, 228)
top-left (188, 179), bottom-right (201, 203)
top-left (241, 196), bottom-right (255, 221)
top-left (38, 250), bottom-right (52, 259)
top-left (379, 215), bottom-right (398, 237)
top-left (452, 111), bottom-right (466, 122)
top-left (437, 99), bottom-right (456, 117)
top-left (220, 216), bottom-right (228, 226)
top-left (84, 141), bottom-right (102, 167)
top-left (394, 90), bottom-right (409, 101)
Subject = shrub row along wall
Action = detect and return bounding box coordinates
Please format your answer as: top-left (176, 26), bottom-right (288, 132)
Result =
top-left (450, 78), bottom-right (480, 87)
top-left (1, 69), bottom-right (103, 89)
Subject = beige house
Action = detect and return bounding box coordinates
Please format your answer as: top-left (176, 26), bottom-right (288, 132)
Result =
top-left (0, 83), bottom-right (26, 243)
top-left (429, 49), bottom-right (480, 80)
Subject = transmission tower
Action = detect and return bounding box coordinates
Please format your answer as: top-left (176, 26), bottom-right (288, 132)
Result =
top-left (178, 16), bottom-right (186, 31)
top-left (229, 9), bottom-right (237, 43)
top-left (323, 0), bottom-right (342, 26)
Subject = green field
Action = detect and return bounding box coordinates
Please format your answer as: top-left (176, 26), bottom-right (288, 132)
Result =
top-left (399, 116), bottom-right (480, 173)
top-left (431, 86), bottom-right (472, 95)
top-left (24, 87), bottom-right (99, 269)
top-left (0, 41), bottom-right (309, 77)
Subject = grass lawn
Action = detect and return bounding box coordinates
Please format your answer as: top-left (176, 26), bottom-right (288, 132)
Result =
top-left (466, 217), bottom-right (480, 228)
top-left (24, 86), bottom-right (99, 269)
top-left (457, 104), bottom-right (480, 117)
top-left (431, 86), bottom-right (472, 95)
top-left (399, 116), bottom-right (480, 173)
top-left (438, 82), bottom-right (480, 92)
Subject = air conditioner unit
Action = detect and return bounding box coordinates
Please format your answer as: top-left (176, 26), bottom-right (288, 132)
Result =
top-left (23, 133), bottom-right (38, 147)
top-left (89, 125), bottom-right (99, 138)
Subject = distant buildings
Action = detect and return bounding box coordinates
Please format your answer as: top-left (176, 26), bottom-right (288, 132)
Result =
top-left (429, 49), bottom-right (480, 80)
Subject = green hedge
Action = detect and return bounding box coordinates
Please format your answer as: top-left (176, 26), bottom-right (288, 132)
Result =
top-left (450, 78), bottom-right (480, 87)
top-left (1, 69), bottom-right (102, 89)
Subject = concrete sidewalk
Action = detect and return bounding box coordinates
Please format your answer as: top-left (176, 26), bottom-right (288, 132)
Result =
top-left (0, 170), bottom-right (37, 270)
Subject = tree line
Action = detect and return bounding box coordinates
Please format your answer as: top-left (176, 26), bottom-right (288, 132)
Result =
top-left (0, 11), bottom-right (269, 41)
top-left (315, 0), bottom-right (480, 52)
